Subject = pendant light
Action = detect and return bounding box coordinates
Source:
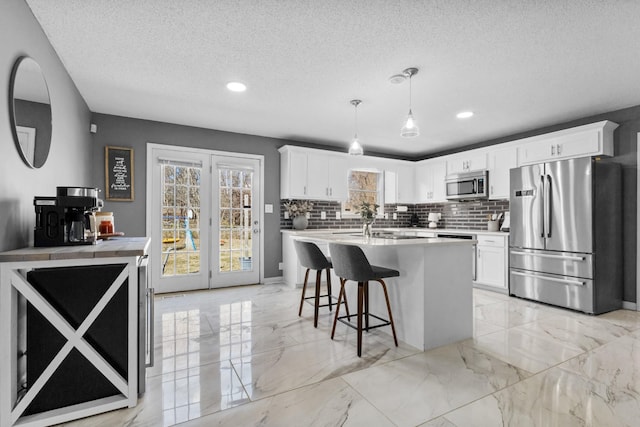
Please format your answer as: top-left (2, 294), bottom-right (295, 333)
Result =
top-left (400, 67), bottom-right (419, 138)
top-left (348, 99), bottom-right (364, 156)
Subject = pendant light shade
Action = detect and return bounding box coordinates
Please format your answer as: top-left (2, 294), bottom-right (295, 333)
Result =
top-left (400, 68), bottom-right (419, 138)
top-left (348, 99), bottom-right (364, 156)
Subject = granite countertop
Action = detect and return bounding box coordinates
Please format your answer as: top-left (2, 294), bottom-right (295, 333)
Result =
top-left (281, 227), bottom-right (509, 237)
top-left (0, 237), bottom-right (150, 262)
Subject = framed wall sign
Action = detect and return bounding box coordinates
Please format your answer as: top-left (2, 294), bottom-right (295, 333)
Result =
top-left (105, 146), bottom-right (134, 201)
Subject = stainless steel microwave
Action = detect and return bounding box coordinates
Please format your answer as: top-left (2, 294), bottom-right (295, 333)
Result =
top-left (445, 170), bottom-right (488, 200)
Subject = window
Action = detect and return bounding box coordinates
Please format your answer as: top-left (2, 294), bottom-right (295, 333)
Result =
top-left (342, 170), bottom-right (382, 216)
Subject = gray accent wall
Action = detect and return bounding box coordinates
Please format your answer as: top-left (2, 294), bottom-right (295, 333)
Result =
top-left (0, 1), bottom-right (92, 252)
top-left (89, 113), bottom-right (290, 279)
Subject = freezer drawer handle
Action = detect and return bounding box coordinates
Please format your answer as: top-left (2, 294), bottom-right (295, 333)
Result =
top-left (511, 251), bottom-right (585, 261)
top-left (512, 270), bottom-right (585, 286)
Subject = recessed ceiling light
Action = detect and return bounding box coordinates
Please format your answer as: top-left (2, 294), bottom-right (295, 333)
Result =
top-left (456, 111), bottom-right (474, 119)
top-left (226, 81), bottom-right (247, 92)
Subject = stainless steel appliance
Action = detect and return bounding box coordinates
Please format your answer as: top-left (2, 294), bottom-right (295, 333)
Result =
top-left (509, 157), bottom-right (622, 314)
top-left (436, 233), bottom-right (477, 281)
top-left (34, 186), bottom-right (103, 247)
top-left (445, 170), bottom-right (488, 200)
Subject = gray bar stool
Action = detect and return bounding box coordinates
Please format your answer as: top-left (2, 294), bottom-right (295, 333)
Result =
top-left (328, 243), bottom-right (399, 357)
top-left (294, 240), bottom-right (347, 328)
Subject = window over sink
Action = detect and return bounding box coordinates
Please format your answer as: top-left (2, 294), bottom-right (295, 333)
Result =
top-left (342, 169), bottom-right (383, 217)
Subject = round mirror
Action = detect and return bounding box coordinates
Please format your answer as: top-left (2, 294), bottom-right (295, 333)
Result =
top-left (9, 56), bottom-right (52, 169)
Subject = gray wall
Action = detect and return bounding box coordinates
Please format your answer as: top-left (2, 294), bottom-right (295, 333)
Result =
top-left (90, 113), bottom-right (291, 279)
top-left (0, 0), bottom-right (92, 252)
top-left (425, 105), bottom-right (639, 303)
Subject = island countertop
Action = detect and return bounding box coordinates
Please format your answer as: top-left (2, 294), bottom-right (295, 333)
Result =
top-left (281, 227), bottom-right (508, 238)
top-left (0, 237), bottom-right (150, 262)
top-left (290, 232), bottom-right (477, 247)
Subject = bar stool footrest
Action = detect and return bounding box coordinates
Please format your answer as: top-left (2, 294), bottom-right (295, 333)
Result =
top-left (336, 313), bottom-right (391, 331)
top-left (303, 294), bottom-right (341, 309)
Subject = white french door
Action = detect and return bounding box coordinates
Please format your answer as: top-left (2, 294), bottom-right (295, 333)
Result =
top-left (147, 144), bottom-right (262, 294)
top-left (212, 156), bottom-right (261, 288)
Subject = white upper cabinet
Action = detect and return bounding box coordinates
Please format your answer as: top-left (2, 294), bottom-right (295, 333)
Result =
top-left (517, 120), bottom-right (618, 166)
top-left (415, 159), bottom-right (446, 203)
top-left (384, 161), bottom-right (415, 204)
top-left (446, 151), bottom-right (487, 175)
top-left (487, 146), bottom-right (517, 200)
top-left (279, 146), bottom-right (348, 200)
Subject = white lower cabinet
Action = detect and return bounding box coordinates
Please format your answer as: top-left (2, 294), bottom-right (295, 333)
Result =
top-left (474, 234), bottom-right (508, 292)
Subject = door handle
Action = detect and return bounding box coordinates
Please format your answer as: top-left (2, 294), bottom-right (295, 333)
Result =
top-left (556, 144), bottom-right (562, 155)
top-left (510, 251), bottom-right (585, 261)
top-left (540, 175), bottom-right (545, 238)
top-left (511, 270), bottom-right (584, 286)
top-left (546, 175), bottom-right (552, 238)
top-left (551, 145), bottom-right (555, 156)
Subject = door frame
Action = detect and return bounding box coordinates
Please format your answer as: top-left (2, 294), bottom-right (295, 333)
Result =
top-left (146, 143), bottom-right (265, 289)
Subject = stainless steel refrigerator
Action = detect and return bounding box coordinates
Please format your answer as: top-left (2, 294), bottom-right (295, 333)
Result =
top-left (509, 156), bottom-right (622, 314)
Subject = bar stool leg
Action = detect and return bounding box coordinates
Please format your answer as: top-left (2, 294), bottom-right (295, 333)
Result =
top-left (314, 270), bottom-right (322, 328)
top-left (331, 278), bottom-right (346, 339)
top-left (378, 279), bottom-right (398, 347)
top-left (357, 281), bottom-right (364, 357)
top-left (364, 281), bottom-right (370, 331)
top-left (298, 268), bottom-right (310, 316)
top-left (326, 268), bottom-right (332, 311)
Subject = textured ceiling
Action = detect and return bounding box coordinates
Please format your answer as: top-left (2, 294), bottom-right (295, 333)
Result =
top-left (25, 0), bottom-right (640, 156)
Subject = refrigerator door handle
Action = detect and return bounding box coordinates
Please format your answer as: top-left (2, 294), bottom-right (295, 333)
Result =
top-left (540, 175), bottom-right (545, 238)
top-left (546, 175), bottom-right (552, 238)
top-left (511, 270), bottom-right (585, 286)
top-left (511, 251), bottom-right (585, 261)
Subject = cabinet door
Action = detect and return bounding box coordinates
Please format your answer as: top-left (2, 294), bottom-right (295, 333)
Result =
top-left (396, 164), bottom-right (415, 203)
top-left (488, 147), bottom-right (517, 200)
top-left (306, 154), bottom-right (329, 198)
top-left (446, 152), bottom-right (487, 175)
top-left (288, 151), bottom-right (308, 198)
top-left (517, 129), bottom-right (603, 165)
top-left (414, 163), bottom-right (430, 202)
top-left (384, 170), bottom-right (398, 204)
top-left (429, 161), bottom-right (447, 202)
top-left (327, 155), bottom-right (348, 200)
top-left (475, 245), bottom-right (506, 289)
top-left (551, 129), bottom-right (601, 160)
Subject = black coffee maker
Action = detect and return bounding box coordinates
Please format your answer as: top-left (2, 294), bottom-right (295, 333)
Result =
top-left (409, 213), bottom-right (420, 227)
top-left (34, 187), bottom-right (102, 247)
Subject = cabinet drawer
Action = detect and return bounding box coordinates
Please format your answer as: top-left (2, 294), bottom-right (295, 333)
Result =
top-left (476, 235), bottom-right (505, 247)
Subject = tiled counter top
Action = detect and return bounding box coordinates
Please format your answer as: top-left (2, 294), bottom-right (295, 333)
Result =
top-left (0, 237), bottom-right (150, 262)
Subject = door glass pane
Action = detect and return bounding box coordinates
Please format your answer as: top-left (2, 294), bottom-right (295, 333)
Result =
top-left (161, 164), bottom-right (201, 277)
top-left (219, 168), bottom-right (253, 272)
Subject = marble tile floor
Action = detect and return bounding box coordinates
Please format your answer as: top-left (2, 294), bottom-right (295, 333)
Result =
top-left (61, 284), bottom-right (640, 427)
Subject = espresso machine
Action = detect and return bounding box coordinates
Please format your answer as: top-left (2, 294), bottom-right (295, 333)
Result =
top-left (34, 187), bottom-right (103, 247)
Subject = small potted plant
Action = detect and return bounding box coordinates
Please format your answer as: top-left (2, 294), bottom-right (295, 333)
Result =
top-left (284, 200), bottom-right (313, 230)
top-left (358, 201), bottom-right (379, 237)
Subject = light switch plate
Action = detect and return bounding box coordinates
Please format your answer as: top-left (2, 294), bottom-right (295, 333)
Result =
top-left (265, 204), bottom-right (273, 213)
top-left (321, 211), bottom-right (326, 220)
top-left (284, 212), bottom-right (289, 219)
top-left (335, 212), bottom-right (341, 220)
top-left (384, 213), bottom-right (389, 219)
top-left (393, 213), bottom-right (398, 220)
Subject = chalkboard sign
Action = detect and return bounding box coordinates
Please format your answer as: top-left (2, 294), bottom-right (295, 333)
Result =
top-left (105, 146), bottom-right (134, 201)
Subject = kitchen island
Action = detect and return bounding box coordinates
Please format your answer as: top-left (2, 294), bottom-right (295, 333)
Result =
top-left (285, 230), bottom-right (476, 351)
top-left (0, 237), bottom-right (150, 427)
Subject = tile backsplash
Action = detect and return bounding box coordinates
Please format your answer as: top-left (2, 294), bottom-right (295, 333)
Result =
top-left (280, 199), bottom-right (509, 231)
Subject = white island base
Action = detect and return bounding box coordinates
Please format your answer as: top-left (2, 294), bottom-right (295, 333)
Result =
top-left (294, 233), bottom-right (474, 352)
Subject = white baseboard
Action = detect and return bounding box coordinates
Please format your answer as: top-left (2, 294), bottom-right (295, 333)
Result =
top-left (622, 300), bottom-right (637, 311)
top-left (262, 276), bottom-right (284, 285)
